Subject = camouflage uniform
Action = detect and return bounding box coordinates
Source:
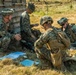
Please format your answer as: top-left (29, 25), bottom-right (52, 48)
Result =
top-left (20, 3), bottom-right (41, 50)
top-left (20, 3), bottom-right (35, 35)
top-left (20, 11), bottom-right (33, 42)
top-left (34, 16), bottom-right (70, 69)
top-left (0, 8), bottom-right (15, 51)
top-left (63, 24), bottom-right (76, 43)
top-left (57, 17), bottom-right (76, 47)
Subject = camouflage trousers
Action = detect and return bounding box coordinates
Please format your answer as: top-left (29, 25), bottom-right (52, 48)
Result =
top-left (35, 47), bottom-right (68, 69)
top-left (8, 38), bottom-right (21, 51)
top-left (0, 36), bottom-right (10, 51)
top-left (21, 29), bottom-right (41, 43)
top-left (0, 36), bottom-right (21, 51)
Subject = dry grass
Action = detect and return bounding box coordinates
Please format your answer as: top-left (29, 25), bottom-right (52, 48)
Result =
top-left (30, 0), bottom-right (76, 28)
top-left (0, 1), bottom-right (76, 75)
top-left (0, 59), bottom-right (72, 75)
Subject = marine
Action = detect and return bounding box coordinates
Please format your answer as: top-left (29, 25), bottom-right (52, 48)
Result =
top-left (20, 2), bottom-right (41, 51)
top-left (34, 16), bottom-right (70, 70)
top-left (57, 17), bottom-right (76, 48)
top-left (0, 8), bottom-right (21, 51)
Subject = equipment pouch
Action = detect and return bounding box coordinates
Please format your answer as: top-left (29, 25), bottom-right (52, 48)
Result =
top-left (51, 48), bottom-right (62, 69)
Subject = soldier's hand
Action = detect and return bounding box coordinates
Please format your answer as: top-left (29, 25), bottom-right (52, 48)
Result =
top-left (14, 34), bottom-right (21, 41)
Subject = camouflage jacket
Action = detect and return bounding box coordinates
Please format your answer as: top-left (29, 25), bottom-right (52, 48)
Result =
top-left (20, 11), bottom-right (32, 36)
top-left (0, 17), bottom-right (14, 38)
top-left (34, 27), bottom-right (70, 51)
top-left (61, 24), bottom-right (76, 43)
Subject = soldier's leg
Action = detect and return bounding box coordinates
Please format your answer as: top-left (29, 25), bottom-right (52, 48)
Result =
top-left (35, 47), bottom-right (66, 70)
top-left (20, 31), bottom-right (34, 51)
top-left (8, 38), bottom-right (21, 51)
top-left (35, 47), bottom-right (53, 67)
top-left (50, 48), bottom-right (69, 71)
top-left (1, 36), bottom-right (10, 51)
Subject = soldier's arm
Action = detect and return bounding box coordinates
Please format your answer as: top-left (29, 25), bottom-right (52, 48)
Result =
top-left (58, 32), bottom-right (70, 48)
top-left (7, 32), bottom-right (21, 41)
top-left (34, 32), bottom-right (49, 49)
top-left (21, 15), bottom-right (32, 36)
top-left (30, 24), bottom-right (39, 28)
top-left (22, 17), bottom-right (37, 41)
top-left (34, 37), bottom-right (44, 49)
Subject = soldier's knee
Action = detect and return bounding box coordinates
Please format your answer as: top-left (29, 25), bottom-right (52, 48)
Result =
top-left (2, 37), bottom-right (11, 46)
top-left (2, 37), bottom-right (10, 42)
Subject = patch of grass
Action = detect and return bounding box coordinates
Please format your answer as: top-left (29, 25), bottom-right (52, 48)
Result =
top-left (34, 10), bottom-right (46, 16)
top-left (30, 1), bottom-right (76, 28)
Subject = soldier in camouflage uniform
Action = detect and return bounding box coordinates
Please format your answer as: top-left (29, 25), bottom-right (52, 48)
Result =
top-left (57, 17), bottom-right (76, 48)
top-left (20, 2), bottom-right (41, 51)
top-left (0, 8), bottom-right (21, 51)
top-left (34, 16), bottom-right (70, 70)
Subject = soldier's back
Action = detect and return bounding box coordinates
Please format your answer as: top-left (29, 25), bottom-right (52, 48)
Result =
top-left (40, 27), bottom-right (70, 51)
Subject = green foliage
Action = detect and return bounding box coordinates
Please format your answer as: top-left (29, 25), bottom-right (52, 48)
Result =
top-left (34, 10), bottom-right (46, 16)
top-left (34, 1), bottom-right (76, 16)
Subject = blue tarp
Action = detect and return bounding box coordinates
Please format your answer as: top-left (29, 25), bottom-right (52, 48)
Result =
top-left (20, 59), bottom-right (39, 67)
top-left (0, 51), bottom-right (26, 60)
top-left (0, 51), bottom-right (40, 67)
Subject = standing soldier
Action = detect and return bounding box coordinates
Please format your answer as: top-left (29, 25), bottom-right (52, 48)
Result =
top-left (57, 17), bottom-right (76, 48)
top-left (0, 8), bottom-right (21, 52)
top-left (20, 2), bottom-right (41, 51)
top-left (34, 16), bottom-right (70, 70)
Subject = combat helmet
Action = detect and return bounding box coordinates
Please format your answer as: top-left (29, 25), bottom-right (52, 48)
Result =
top-left (28, 2), bottom-right (35, 12)
top-left (57, 17), bottom-right (68, 26)
top-left (0, 8), bottom-right (14, 16)
top-left (40, 16), bottom-right (53, 25)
